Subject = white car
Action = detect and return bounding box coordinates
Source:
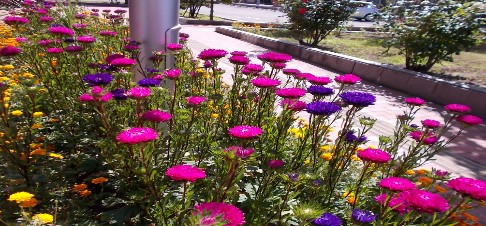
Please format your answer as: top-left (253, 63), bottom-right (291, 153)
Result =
top-left (350, 1), bottom-right (378, 21)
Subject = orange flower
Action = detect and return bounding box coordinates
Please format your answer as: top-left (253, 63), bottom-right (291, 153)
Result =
top-left (79, 189), bottom-right (91, 197)
top-left (19, 198), bottom-right (38, 208)
top-left (91, 177), bottom-right (108, 184)
top-left (462, 212), bottom-right (478, 222)
top-left (73, 183), bottom-right (88, 192)
top-left (434, 185), bottom-right (447, 193)
top-left (347, 197), bottom-right (357, 205)
top-left (415, 169), bottom-right (429, 175)
top-left (30, 148), bottom-right (46, 156)
top-left (418, 177), bottom-right (433, 186)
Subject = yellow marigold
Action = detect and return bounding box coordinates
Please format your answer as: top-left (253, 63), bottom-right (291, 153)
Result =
top-left (33, 213), bottom-right (54, 224)
top-left (31, 123), bottom-right (43, 129)
top-left (351, 155), bottom-right (361, 161)
top-left (33, 112), bottom-right (45, 117)
top-left (7, 191), bottom-right (35, 203)
top-left (405, 169), bottom-right (416, 175)
top-left (2, 64), bottom-right (14, 70)
top-left (91, 177), bottom-right (108, 184)
top-left (347, 196), bottom-right (357, 205)
top-left (319, 145), bottom-right (335, 152)
top-left (304, 159), bottom-right (310, 165)
top-left (22, 72), bottom-right (35, 78)
top-left (343, 191), bottom-right (355, 198)
top-left (434, 185), bottom-right (447, 193)
top-left (49, 153), bottom-right (64, 159)
top-left (462, 212), bottom-right (478, 222)
top-left (0, 132), bottom-right (4, 137)
top-left (418, 177), bottom-right (433, 186)
top-left (320, 153), bottom-right (333, 161)
top-left (0, 77), bottom-right (9, 82)
top-left (30, 143), bottom-right (41, 149)
top-left (11, 110), bottom-right (23, 116)
top-left (211, 113), bottom-right (219, 119)
top-left (30, 148), bottom-right (46, 156)
top-left (416, 169), bottom-right (429, 175)
top-left (19, 198), bottom-right (38, 208)
top-left (39, 88), bottom-right (47, 93)
top-left (73, 183), bottom-right (88, 191)
top-left (79, 189), bottom-right (92, 197)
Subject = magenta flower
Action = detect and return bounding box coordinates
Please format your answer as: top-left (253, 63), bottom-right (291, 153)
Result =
top-left (38, 39), bottom-right (54, 46)
top-left (410, 131), bottom-right (439, 145)
top-left (79, 93), bottom-right (94, 102)
top-left (75, 13), bottom-right (87, 19)
top-left (0, 46), bottom-right (21, 56)
top-left (164, 68), bottom-right (182, 79)
top-left (72, 23), bottom-right (88, 29)
top-left (15, 37), bottom-right (29, 43)
top-left (307, 75), bottom-right (332, 85)
top-left (257, 51), bottom-right (292, 63)
top-left (77, 36), bottom-right (96, 43)
top-left (402, 190), bottom-right (449, 214)
top-left (46, 47), bottom-right (64, 54)
top-left (243, 64), bottom-right (264, 73)
top-left (167, 43), bottom-right (184, 51)
top-left (116, 127), bottom-right (158, 145)
top-left (251, 77), bottom-right (280, 88)
top-left (375, 193), bottom-right (410, 214)
top-left (186, 96), bottom-right (207, 106)
top-left (456, 115), bottom-right (483, 126)
top-left (379, 177), bottom-right (416, 191)
top-left (99, 30), bottom-right (117, 36)
top-left (198, 49), bottom-right (228, 60)
top-left (194, 202), bottom-right (245, 226)
top-left (421, 119), bottom-right (441, 129)
top-left (445, 104), bottom-right (471, 113)
top-left (141, 110), bottom-right (172, 123)
top-left (110, 58), bottom-right (136, 67)
top-left (225, 146), bottom-right (254, 159)
top-left (127, 86), bottom-right (151, 99)
top-left (230, 51), bottom-right (247, 56)
top-left (39, 16), bottom-right (54, 22)
top-left (228, 125), bottom-right (263, 139)
top-left (282, 68), bottom-right (300, 76)
top-left (281, 98), bottom-right (306, 111)
top-left (105, 54), bottom-right (125, 64)
top-left (405, 97), bottom-right (426, 106)
top-left (447, 177), bottom-right (486, 201)
top-left (357, 148), bottom-right (391, 163)
top-left (269, 62), bottom-right (286, 69)
top-left (335, 74), bottom-right (361, 84)
top-left (165, 164), bottom-right (206, 182)
top-left (100, 93), bottom-right (113, 102)
top-left (275, 87), bottom-right (306, 99)
top-left (268, 159), bottom-right (285, 168)
top-left (48, 26), bottom-right (74, 36)
top-left (229, 55), bottom-right (250, 65)
top-left (3, 16), bottom-right (29, 25)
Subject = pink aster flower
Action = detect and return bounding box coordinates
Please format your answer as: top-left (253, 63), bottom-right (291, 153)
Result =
top-left (445, 104), bottom-right (471, 114)
top-left (79, 93), bottom-right (94, 102)
top-left (198, 49), bottom-right (228, 60)
top-left (228, 125), bottom-right (263, 139)
top-left (100, 93), bottom-right (113, 102)
top-left (72, 23), bottom-right (88, 29)
top-left (164, 68), bottom-right (182, 79)
top-left (46, 47), bottom-right (63, 54)
top-left (141, 110), bottom-right (172, 123)
top-left (307, 75), bottom-right (332, 85)
top-left (456, 115), bottom-right (483, 126)
top-left (165, 164), bottom-right (206, 182)
top-left (251, 77), bottom-right (280, 88)
top-left (280, 98), bottom-right (306, 111)
top-left (357, 148), bottom-right (391, 163)
top-left (0, 46), bottom-right (22, 56)
top-left (229, 55), bottom-right (250, 65)
top-left (39, 16), bottom-right (54, 22)
top-left (186, 96), bottom-right (207, 106)
top-left (225, 146), bottom-right (254, 159)
top-left (243, 64), bottom-right (264, 73)
top-left (105, 54), bottom-right (125, 64)
top-left (379, 177), bottom-right (416, 191)
top-left (127, 86), bottom-right (151, 99)
top-left (48, 26), bottom-right (74, 36)
top-left (99, 30), bottom-right (117, 36)
top-left (269, 62), bottom-right (286, 69)
top-left (167, 43), bottom-right (184, 51)
top-left (293, 72), bottom-right (311, 80)
top-left (275, 87), bottom-right (306, 99)
top-left (77, 36), bottom-right (96, 43)
top-left (405, 97), bottom-right (426, 106)
top-left (268, 159), bottom-right (285, 168)
top-left (375, 193), bottom-right (410, 214)
top-left (447, 177), bottom-right (486, 201)
top-left (335, 74), bottom-right (361, 84)
top-left (230, 51), bottom-right (247, 56)
top-left (282, 68), bottom-right (300, 76)
top-left (410, 131), bottom-right (439, 145)
top-left (421, 119), bottom-right (441, 129)
top-left (194, 202), bottom-right (245, 226)
top-left (3, 16), bottom-right (29, 25)
top-left (110, 57), bottom-right (136, 67)
top-left (257, 51), bottom-right (292, 63)
top-left (404, 190), bottom-right (449, 214)
top-left (116, 127), bottom-right (158, 145)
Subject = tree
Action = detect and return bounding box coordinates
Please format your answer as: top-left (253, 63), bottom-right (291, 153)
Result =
top-left (283, 0), bottom-right (357, 46)
top-left (380, 0), bottom-right (484, 73)
top-left (181, 0), bottom-right (206, 18)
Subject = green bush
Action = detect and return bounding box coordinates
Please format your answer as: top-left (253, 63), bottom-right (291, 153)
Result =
top-left (283, 0), bottom-right (356, 46)
top-left (380, 0), bottom-right (484, 73)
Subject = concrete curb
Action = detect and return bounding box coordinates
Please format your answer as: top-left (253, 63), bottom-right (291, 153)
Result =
top-left (215, 26), bottom-right (486, 117)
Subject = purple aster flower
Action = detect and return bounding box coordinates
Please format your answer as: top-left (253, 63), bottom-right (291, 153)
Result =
top-left (344, 131), bottom-right (367, 143)
top-left (198, 49), bottom-right (228, 60)
top-left (179, 32), bottom-right (190, 38)
top-left (307, 85), bottom-right (334, 96)
top-left (83, 73), bottom-right (113, 86)
top-left (64, 37), bottom-right (75, 43)
top-left (312, 213), bottom-right (342, 226)
top-left (306, 101), bottom-right (341, 115)
top-left (111, 89), bottom-right (127, 100)
top-left (229, 55), bottom-right (250, 65)
top-left (0, 46), bottom-right (21, 56)
top-left (3, 16), bottom-right (30, 25)
top-left (99, 30), bottom-right (117, 36)
top-left (77, 36), bottom-right (96, 43)
top-left (340, 92), bottom-right (376, 107)
top-left (48, 26), bottom-right (74, 36)
top-left (203, 60), bottom-right (213, 68)
top-left (65, 45), bottom-right (83, 52)
top-left (102, 9), bottom-right (111, 13)
top-left (257, 51), bottom-right (292, 63)
top-left (352, 209), bottom-right (376, 223)
top-left (288, 173), bottom-right (299, 181)
top-left (138, 78), bottom-right (160, 87)
top-left (91, 8), bottom-right (100, 12)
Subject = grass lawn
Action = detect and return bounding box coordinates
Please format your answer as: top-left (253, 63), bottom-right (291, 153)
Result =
top-left (242, 28), bottom-right (486, 87)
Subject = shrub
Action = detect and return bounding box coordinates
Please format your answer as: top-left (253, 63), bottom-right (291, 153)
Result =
top-left (283, 0), bottom-right (356, 46)
top-left (380, 0), bottom-right (484, 73)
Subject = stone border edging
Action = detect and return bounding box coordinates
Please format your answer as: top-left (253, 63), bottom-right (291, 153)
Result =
top-left (215, 26), bottom-right (486, 117)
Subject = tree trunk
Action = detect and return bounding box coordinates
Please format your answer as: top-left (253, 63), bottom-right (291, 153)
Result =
top-left (210, 0), bottom-right (215, 21)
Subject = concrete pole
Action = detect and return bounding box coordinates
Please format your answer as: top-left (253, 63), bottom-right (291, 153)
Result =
top-left (129, 0), bottom-right (181, 81)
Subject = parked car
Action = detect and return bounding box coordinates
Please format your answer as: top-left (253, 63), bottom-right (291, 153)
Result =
top-left (350, 1), bottom-right (378, 21)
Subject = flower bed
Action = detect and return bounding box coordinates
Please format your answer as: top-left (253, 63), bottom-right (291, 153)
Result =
top-left (1, 1), bottom-right (485, 225)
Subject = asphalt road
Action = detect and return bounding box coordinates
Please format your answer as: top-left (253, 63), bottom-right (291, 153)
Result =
top-left (197, 4), bottom-right (375, 27)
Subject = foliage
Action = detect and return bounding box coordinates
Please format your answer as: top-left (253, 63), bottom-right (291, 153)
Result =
top-left (1, 1), bottom-right (485, 226)
top-left (283, 0), bottom-right (357, 46)
top-left (379, 0), bottom-right (484, 73)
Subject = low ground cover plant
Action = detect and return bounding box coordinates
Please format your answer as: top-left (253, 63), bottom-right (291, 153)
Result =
top-left (1, 1), bottom-right (485, 225)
